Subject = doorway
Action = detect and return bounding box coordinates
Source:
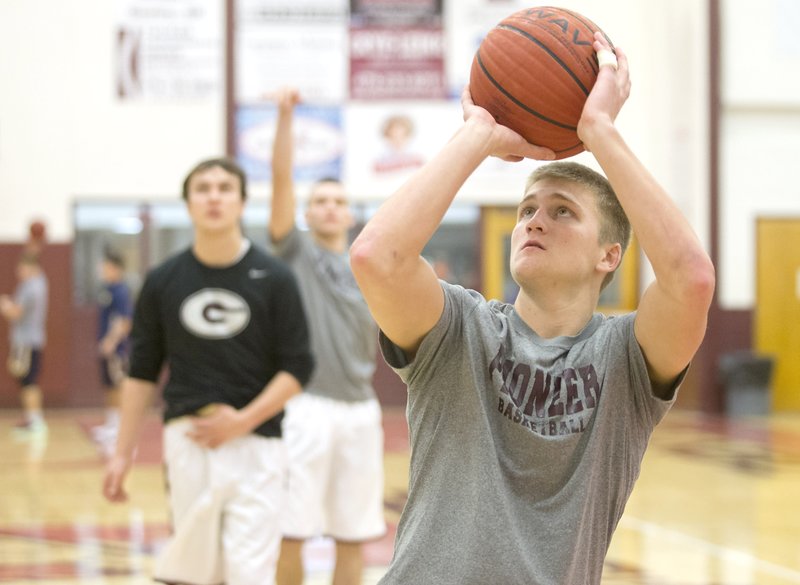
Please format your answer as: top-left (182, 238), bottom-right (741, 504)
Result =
top-left (755, 218), bottom-right (800, 411)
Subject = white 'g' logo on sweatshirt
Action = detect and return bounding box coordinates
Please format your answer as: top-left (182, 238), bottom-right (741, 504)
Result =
top-left (180, 288), bottom-right (250, 339)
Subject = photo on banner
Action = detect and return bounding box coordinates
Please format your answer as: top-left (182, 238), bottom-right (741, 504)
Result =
top-left (343, 101), bottom-right (460, 198)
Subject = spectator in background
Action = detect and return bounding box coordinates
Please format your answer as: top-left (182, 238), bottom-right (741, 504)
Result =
top-left (91, 249), bottom-right (133, 455)
top-left (1, 252), bottom-right (49, 437)
top-left (103, 157), bottom-right (314, 585)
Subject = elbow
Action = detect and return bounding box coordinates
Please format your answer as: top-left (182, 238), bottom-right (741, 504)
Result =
top-left (683, 253), bottom-right (716, 307)
top-left (349, 233), bottom-right (370, 279)
top-left (350, 231), bottom-right (396, 286)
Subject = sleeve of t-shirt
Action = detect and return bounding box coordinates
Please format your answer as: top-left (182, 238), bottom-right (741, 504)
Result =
top-left (616, 312), bottom-right (679, 428)
top-left (380, 281), bottom-right (479, 384)
top-left (111, 285), bottom-right (134, 319)
top-left (270, 225), bottom-right (304, 261)
top-left (127, 274), bottom-right (166, 382)
top-left (15, 284), bottom-right (33, 314)
top-left (269, 264), bottom-right (315, 387)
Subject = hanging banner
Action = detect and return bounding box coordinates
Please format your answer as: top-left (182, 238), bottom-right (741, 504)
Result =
top-left (115, 0), bottom-right (222, 100)
top-left (236, 0), bottom-right (348, 104)
top-left (349, 0), bottom-right (446, 100)
top-left (350, 0), bottom-right (443, 25)
top-left (349, 27), bottom-right (446, 100)
top-left (444, 0), bottom-right (530, 97)
top-left (343, 101), bottom-right (460, 196)
top-left (236, 104), bottom-right (344, 184)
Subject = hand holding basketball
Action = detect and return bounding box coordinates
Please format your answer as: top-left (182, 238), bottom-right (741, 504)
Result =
top-left (461, 87), bottom-right (555, 162)
top-left (577, 33), bottom-right (630, 150)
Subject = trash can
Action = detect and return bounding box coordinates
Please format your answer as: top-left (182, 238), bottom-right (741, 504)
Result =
top-left (718, 351), bottom-right (774, 416)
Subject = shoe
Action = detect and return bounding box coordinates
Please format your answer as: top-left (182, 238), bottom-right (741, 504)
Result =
top-left (11, 419), bottom-right (48, 438)
top-left (98, 436), bottom-right (118, 458)
top-left (91, 422), bottom-right (118, 442)
top-left (95, 427), bottom-right (118, 458)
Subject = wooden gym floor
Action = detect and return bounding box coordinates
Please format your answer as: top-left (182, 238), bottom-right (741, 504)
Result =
top-left (0, 406), bottom-right (798, 584)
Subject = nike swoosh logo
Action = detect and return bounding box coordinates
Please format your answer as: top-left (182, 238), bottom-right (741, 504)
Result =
top-left (248, 268), bottom-right (269, 279)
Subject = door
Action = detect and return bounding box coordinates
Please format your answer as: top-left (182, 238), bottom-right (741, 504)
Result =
top-left (755, 218), bottom-right (800, 411)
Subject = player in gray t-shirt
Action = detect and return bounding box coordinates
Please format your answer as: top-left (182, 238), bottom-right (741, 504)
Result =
top-left (1, 252), bottom-right (49, 435)
top-left (270, 87), bottom-right (385, 585)
top-left (351, 35), bottom-right (715, 585)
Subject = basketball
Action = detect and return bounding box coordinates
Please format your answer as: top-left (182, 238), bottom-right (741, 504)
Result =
top-left (469, 6), bottom-right (612, 159)
top-left (29, 220), bottom-right (46, 242)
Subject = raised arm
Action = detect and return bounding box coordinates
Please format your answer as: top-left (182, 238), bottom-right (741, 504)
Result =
top-left (269, 87), bottom-right (301, 242)
top-left (350, 91), bottom-right (554, 356)
top-left (579, 34), bottom-right (715, 393)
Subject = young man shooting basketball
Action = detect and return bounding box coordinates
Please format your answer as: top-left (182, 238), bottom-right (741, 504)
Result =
top-left (350, 34), bottom-right (714, 585)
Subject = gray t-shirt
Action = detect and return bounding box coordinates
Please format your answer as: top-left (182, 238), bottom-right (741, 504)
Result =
top-left (272, 227), bottom-right (378, 402)
top-left (379, 282), bottom-right (678, 585)
top-left (11, 273), bottom-right (48, 348)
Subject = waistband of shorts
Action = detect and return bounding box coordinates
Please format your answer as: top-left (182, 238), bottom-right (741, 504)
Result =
top-left (166, 403), bottom-right (224, 426)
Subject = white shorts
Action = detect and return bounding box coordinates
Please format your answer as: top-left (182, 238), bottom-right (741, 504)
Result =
top-left (155, 418), bottom-right (286, 585)
top-left (281, 394), bottom-right (386, 542)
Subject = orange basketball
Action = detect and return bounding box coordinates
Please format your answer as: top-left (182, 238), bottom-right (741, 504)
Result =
top-left (469, 6), bottom-right (612, 159)
top-left (29, 220), bottom-right (46, 242)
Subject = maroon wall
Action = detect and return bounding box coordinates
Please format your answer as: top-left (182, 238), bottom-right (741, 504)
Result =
top-left (0, 241), bottom-right (407, 410)
top-left (0, 243), bottom-right (105, 409)
top-left (0, 240), bottom-right (750, 413)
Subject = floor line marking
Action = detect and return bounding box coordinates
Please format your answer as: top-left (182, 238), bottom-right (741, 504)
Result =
top-left (622, 516), bottom-right (800, 583)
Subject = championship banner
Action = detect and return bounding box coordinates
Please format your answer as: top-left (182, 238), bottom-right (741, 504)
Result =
top-left (115, 0), bottom-right (222, 100)
top-left (350, 0), bottom-right (443, 25)
top-left (236, 23), bottom-right (347, 104)
top-left (349, 0), bottom-right (445, 100)
top-left (236, 0), bottom-right (348, 104)
top-left (349, 27), bottom-right (446, 100)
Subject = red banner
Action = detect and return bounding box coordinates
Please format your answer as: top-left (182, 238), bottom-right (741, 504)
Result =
top-left (349, 26), bottom-right (446, 99)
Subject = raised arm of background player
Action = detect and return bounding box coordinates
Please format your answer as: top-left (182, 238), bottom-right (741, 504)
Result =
top-left (269, 87), bottom-right (301, 244)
